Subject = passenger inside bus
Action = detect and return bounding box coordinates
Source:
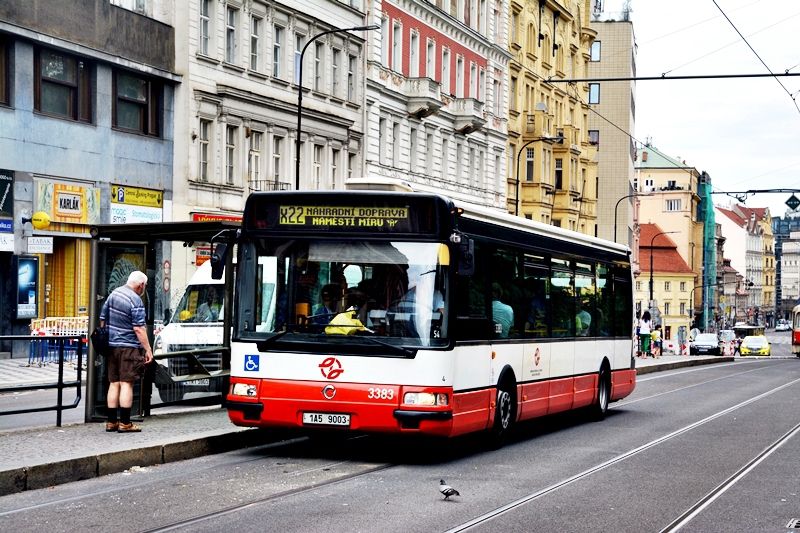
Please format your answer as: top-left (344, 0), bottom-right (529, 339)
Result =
top-left (312, 284), bottom-right (341, 325)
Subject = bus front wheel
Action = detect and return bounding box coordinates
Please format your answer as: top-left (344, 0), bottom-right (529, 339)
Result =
top-left (488, 378), bottom-right (516, 448)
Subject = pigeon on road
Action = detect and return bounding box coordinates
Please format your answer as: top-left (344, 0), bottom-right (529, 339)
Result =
top-left (439, 479), bottom-right (460, 500)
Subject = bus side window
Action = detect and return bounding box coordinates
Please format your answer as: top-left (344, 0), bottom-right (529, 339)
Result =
top-left (452, 241), bottom-right (492, 340)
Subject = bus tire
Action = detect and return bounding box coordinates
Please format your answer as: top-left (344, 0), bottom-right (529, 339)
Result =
top-left (488, 376), bottom-right (516, 448)
top-left (589, 363), bottom-right (610, 420)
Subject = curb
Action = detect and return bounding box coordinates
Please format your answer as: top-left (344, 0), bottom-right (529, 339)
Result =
top-left (636, 356), bottom-right (734, 375)
top-left (0, 428), bottom-right (274, 497)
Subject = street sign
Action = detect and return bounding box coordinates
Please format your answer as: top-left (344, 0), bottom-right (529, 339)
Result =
top-left (786, 194), bottom-right (800, 211)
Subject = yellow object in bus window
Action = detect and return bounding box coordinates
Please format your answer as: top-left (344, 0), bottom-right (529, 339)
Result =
top-left (179, 310), bottom-right (193, 322)
top-left (325, 308), bottom-right (365, 335)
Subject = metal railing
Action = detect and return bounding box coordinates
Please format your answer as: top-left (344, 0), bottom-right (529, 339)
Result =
top-left (0, 335), bottom-right (84, 427)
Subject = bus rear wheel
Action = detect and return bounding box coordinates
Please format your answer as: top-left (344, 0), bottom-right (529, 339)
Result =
top-left (589, 364), bottom-right (610, 420)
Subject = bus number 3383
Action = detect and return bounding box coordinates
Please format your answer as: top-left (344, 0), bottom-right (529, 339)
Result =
top-left (367, 388), bottom-right (394, 400)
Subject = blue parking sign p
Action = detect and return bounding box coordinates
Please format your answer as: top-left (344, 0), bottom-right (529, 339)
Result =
top-left (244, 354), bottom-right (260, 372)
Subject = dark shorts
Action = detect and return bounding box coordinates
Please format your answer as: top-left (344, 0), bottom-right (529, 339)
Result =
top-left (107, 346), bottom-right (146, 383)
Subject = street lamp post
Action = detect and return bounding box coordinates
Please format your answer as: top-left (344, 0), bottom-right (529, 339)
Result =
top-left (613, 192), bottom-right (651, 243)
top-left (294, 24), bottom-right (380, 191)
top-left (649, 230), bottom-right (678, 307)
top-left (514, 135), bottom-right (563, 216)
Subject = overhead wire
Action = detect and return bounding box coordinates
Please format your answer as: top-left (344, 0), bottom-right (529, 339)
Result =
top-left (711, 0), bottom-right (800, 114)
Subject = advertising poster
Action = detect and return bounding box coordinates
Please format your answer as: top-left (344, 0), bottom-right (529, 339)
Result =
top-left (0, 168), bottom-right (12, 232)
top-left (17, 256), bottom-right (39, 320)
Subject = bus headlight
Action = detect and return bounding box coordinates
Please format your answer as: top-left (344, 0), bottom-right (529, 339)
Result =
top-left (231, 383), bottom-right (258, 397)
top-left (403, 392), bottom-right (449, 406)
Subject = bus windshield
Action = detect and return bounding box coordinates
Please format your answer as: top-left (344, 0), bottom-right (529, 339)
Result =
top-left (245, 239), bottom-right (449, 349)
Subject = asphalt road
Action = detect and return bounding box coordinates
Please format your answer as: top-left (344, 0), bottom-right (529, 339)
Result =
top-left (1, 335), bottom-right (799, 532)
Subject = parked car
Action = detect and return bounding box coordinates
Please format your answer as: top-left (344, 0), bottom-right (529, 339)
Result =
top-left (739, 335), bottom-right (771, 356)
top-left (775, 320), bottom-right (790, 332)
top-left (690, 333), bottom-right (721, 355)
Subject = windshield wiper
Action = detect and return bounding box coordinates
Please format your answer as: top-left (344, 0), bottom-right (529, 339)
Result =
top-left (357, 336), bottom-right (415, 357)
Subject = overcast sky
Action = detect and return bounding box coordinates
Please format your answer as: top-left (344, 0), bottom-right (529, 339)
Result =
top-left (600, 0), bottom-right (799, 218)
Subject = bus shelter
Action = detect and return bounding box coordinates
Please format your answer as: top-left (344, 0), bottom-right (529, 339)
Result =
top-left (85, 221), bottom-right (237, 422)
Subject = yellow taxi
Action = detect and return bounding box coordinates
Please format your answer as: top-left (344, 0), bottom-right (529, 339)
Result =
top-left (739, 335), bottom-right (771, 356)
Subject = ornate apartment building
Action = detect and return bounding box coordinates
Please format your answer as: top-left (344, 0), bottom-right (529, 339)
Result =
top-left (506, 0), bottom-right (598, 234)
top-left (363, 0), bottom-right (510, 208)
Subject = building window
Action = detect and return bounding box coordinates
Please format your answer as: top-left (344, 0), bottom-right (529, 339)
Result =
top-left (314, 42), bottom-right (324, 91)
top-left (248, 131), bottom-right (262, 184)
top-left (680, 302), bottom-right (686, 315)
top-left (199, 119), bottom-right (211, 182)
top-left (331, 148), bottom-right (340, 189)
top-left (273, 25), bottom-right (284, 78)
top-left (664, 302), bottom-right (671, 315)
top-left (381, 17), bottom-right (390, 66)
top-left (392, 122), bottom-right (401, 166)
top-left (426, 132), bottom-right (434, 171)
top-left (665, 281), bottom-right (671, 291)
top-left (409, 32), bottom-right (419, 77)
top-left (199, 0), bottom-right (211, 56)
top-left (409, 127), bottom-right (417, 173)
top-left (392, 21), bottom-right (403, 72)
top-left (347, 152), bottom-right (356, 180)
top-left (294, 33), bottom-right (305, 85)
top-left (35, 48), bottom-right (91, 122)
top-left (347, 54), bottom-right (357, 101)
top-left (0, 37), bottom-right (8, 105)
top-left (331, 49), bottom-right (340, 97)
top-left (588, 129), bottom-right (599, 146)
top-left (313, 144), bottom-right (323, 189)
top-left (379, 117), bottom-right (387, 165)
top-left (272, 136), bottom-right (282, 182)
top-left (441, 137), bottom-right (449, 178)
top-left (680, 281), bottom-right (686, 292)
top-left (226, 125), bottom-right (237, 185)
top-left (555, 158), bottom-right (563, 189)
top-left (525, 148), bottom-right (534, 182)
top-left (470, 63), bottom-right (477, 98)
top-left (455, 56), bottom-right (464, 98)
top-left (666, 199), bottom-right (682, 211)
top-left (426, 39), bottom-right (435, 77)
top-left (225, 6), bottom-right (238, 64)
top-left (588, 83), bottom-right (600, 104)
top-left (113, 70), bottom-right (160, 136)
top-left (250, 15), bottom-right (262, 71)
top-left (442, 48), bottom-right (451, 94)
top-left (590, 41), bottom-right (601, 61)
top-left (636, 281), bottom-right (641, 292)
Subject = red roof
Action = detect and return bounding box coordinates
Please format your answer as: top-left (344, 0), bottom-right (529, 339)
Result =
top-left (639, 223), bottom-right (693, 274)
top-left (716, 206), bottom-right (745, 227)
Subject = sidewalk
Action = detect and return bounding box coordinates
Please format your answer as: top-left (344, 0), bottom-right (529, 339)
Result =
top-left (0, 353), bottom-right (732, 497)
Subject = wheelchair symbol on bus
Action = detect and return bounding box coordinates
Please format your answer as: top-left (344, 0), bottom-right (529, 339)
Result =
top-left (244, 354), bottom-right (260, 372)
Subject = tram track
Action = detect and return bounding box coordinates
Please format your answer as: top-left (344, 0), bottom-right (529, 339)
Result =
top-left (3, 360), bottom-right (799, 532)
top-left (444, 374), bottom-right (800, 532)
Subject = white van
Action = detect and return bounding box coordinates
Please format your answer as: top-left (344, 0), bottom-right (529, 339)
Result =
top-left (153, 258), bottom-right (276, 402)
top-left (153, 261), bottom-right (226, 402)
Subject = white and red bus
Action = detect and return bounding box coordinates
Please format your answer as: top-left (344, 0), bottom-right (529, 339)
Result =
top-left (220, 191), bottom-right (636, 442)
top-left (792, 304), bottom-right (800, 357)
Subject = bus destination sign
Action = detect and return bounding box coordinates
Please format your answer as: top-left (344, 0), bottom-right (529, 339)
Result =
top-left (279, 205), bottom-right (410, 229)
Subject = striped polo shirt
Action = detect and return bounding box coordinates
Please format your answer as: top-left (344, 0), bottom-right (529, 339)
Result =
top-left (99, 285), bottom-right (146, 348)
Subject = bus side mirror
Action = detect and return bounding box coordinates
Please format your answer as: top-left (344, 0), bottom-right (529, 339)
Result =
top-left (210, 243), bottom-right (228, 280)
top-left (457, 237), bottom-right (474, 276)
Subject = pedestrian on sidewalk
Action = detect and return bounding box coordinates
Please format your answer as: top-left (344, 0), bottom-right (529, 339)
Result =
top-left (638, 311), bottom-right (652, 358)
top-left (99, 271), bottom-right (153, 433)
top-left (651, 325), bottom-right (662, 358)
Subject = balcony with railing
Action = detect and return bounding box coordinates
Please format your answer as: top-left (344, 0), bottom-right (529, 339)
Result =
top-left (451, 98), bottom-right (485, 134)
top-left (405, 77), bottom-right (443, 119)
top-left (248, 179), bottom-right (292, 192)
